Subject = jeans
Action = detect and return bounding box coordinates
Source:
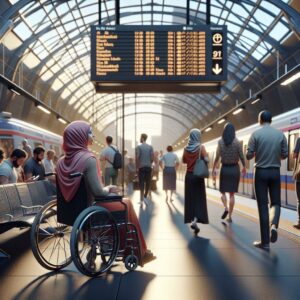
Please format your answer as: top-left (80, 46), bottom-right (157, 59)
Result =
top-left (138, 167), bottom-right (152, 200)
top-left (104, 167), bottom-right (118, 186)
top-left (254, 167), bottom-right (281, 244)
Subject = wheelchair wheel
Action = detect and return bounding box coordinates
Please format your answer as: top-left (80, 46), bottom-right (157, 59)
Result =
top-left (124, 254), bottom-right (139, 271)
top-left (70, 206), bottom-right (119, 277)
top-left (30, 199), bottom-right (72, 270)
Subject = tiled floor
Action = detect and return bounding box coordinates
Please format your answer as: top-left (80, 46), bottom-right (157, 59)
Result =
top-left (1, 179), bottom-right (300, 300)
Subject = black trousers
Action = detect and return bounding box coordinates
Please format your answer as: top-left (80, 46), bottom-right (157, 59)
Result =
top-left (138, 167), bottom-right (152, 200)
top-left (296, 181), bottom-right (300, 221)
top-left (254, 167), bottom-right (281, 244)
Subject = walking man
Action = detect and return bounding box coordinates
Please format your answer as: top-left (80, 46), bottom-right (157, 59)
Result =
top-left (136, 133), bottom-right (154, 204)
top-left (246, 111), bottom-right (288, 250)
top-left (100, 136), bottom-right (119, 186)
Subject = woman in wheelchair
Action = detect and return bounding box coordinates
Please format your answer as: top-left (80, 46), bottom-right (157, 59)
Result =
top-left (56, 121), bottom-right (156, 267)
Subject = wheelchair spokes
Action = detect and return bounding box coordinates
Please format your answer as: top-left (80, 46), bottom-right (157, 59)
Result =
top-left (30, 200), bottom-right (72, 270)
top-left (71, 206), bottom-right (119, 277)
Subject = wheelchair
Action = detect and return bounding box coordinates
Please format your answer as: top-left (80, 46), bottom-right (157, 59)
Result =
top-left (30, 173), bottom-right (141, 277)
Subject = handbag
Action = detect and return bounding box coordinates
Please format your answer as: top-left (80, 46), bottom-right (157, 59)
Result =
top-left (193, 158), bottom-right (209, 178)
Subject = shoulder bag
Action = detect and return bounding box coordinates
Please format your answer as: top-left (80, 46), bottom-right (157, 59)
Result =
top-left (193, 148), bottom-right (209, 178)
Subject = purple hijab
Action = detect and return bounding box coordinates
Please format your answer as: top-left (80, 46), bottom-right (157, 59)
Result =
top-left (56, 121), bottom-right (100, 202)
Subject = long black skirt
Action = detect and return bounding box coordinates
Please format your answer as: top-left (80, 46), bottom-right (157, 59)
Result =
top-left (163, 167), bottom-right (176, 190)
top-left (184, 171), bottom-right (209, 224)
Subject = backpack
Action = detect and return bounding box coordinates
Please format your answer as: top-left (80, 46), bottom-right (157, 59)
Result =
top-left (109, 146), bottom-right (123, 169)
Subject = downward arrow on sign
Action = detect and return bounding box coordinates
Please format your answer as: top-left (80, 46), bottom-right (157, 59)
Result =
top-left (212, 63), bottom-right (222, 75)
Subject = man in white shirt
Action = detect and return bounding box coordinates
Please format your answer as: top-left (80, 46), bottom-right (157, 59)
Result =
top-left (44, 149), bottom-right (55, 173)
top-left (22, 139), bottom-right (32, 159)
top-left (100, 136), bottom-right (118, 186)
top-left (0, 149), bottom-right (27, 184)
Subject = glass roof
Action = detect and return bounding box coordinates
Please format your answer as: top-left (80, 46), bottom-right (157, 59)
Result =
top-left (2, 0), bottom-right (297, 150)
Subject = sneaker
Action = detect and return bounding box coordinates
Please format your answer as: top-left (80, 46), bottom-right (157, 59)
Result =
top-left (221, 209), bottom-right (229, 219)
top-left (253, 240), bottom-right (270, 250)
top-left (270, 227), bottom-right (278, 243)
top-left (227, 217), bottom-right (232, 223)
top-left (190, 223), bottom-right (200, 235)
top-left (293, 223), bottom-right (300, 230)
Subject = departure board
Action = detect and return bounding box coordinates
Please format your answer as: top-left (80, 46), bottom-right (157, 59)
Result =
top-left (91, 25), bottom-right (227, 93)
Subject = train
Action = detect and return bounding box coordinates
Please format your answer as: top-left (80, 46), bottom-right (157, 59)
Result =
top-left (2, 107), bottom-right (300, 209)
top-left (0, 111), bottom-right (63, 158)
top-left (177, 107), bottom-right (300, 209)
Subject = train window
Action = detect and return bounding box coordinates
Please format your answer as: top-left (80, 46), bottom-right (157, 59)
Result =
top-left (243, 144), bottom-right (250, 169)
top-left (53, 145), bottom-right (61, 157)
top-left (34, 142), bottom-right (44, 149)
top-left (0, 137), bottom-right (14, 158)
top-left (288, 131), bottom-right (300, 171)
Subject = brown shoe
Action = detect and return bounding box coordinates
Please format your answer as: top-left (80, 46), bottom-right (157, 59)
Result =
top-left (142, 250), bottom-right (156, 265)
top-left (293, 223), bottom-right (300, 230)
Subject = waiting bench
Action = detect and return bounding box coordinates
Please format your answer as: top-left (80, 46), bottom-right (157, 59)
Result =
top-left (0, 180), bottom-right (56, 259)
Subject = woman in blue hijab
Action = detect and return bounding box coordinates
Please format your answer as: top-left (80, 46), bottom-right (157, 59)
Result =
top-left (182, 129), bottom-right (209, 235)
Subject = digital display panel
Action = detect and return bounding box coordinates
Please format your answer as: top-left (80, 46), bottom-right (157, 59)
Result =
top-left (91, 25), bottom-right (227, 93)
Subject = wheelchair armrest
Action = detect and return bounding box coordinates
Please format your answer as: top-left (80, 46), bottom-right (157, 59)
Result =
top-left (45, 172), bottom-right (56, 177)
top-left (69, 172), bottom-right (83, 178)
top-left (94, 195), bottom-right (123, 202)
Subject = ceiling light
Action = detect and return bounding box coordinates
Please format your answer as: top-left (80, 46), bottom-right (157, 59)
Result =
top-left (58, 117), bottom-right (67, 124)
top-left (232, 107), bottom-right (245, 115)
top-left (9, 87), bottom-right (20, 95)
top-left (251, 98), bottom-right (260, 105)
top-left (204, 126), bottom-right (212, 132)
top-left (281, 71), bottom-right (300, 86)
top-left (217, 118), bottom-right (226, 124)
top-left (251, 94), bottom-right (262, 105)
top-left (36, 104), bottom-right (51, 114)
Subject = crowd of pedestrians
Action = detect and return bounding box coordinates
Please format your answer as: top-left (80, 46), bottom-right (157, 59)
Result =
top-left (1, 110), bottom-right (299, 253)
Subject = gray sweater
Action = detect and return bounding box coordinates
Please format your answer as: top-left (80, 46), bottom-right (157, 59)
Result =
top-left (136, 143), bottom-right (154, 168)
top-left (246, 124), bottom-right (288, 168)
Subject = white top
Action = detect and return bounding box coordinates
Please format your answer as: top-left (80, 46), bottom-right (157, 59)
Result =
top-left (43, 158), bottom-right (55, 173)
top-left (160, 152), bottom-right (179, 168)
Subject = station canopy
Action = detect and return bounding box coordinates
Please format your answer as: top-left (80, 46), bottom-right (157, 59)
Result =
top-left (1, 0), bottom-right (299, 151)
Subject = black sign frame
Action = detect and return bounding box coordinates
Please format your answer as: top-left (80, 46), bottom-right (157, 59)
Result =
top-left (91, 25), bottom-right (227, 93)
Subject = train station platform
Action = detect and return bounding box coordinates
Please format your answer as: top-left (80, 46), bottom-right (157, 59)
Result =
top-left (1, 178), bottom-right (300, 300)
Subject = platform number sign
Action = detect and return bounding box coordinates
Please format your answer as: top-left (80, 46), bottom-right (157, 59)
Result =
top-left (212, 31), bottom-right (224, 76)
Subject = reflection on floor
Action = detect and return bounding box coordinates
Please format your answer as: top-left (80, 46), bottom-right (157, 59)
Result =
top-left (1, 179), bottom-right (300, 300)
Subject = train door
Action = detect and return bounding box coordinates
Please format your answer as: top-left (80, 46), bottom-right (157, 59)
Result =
top-left (0, 135), bottom-right (14, 157)
top-left (286, 129), bottom-right (300, 208)
top-left (238, 140), bottom-right (244, 194)
top-left (243, 143), bottom-right (250, 196)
